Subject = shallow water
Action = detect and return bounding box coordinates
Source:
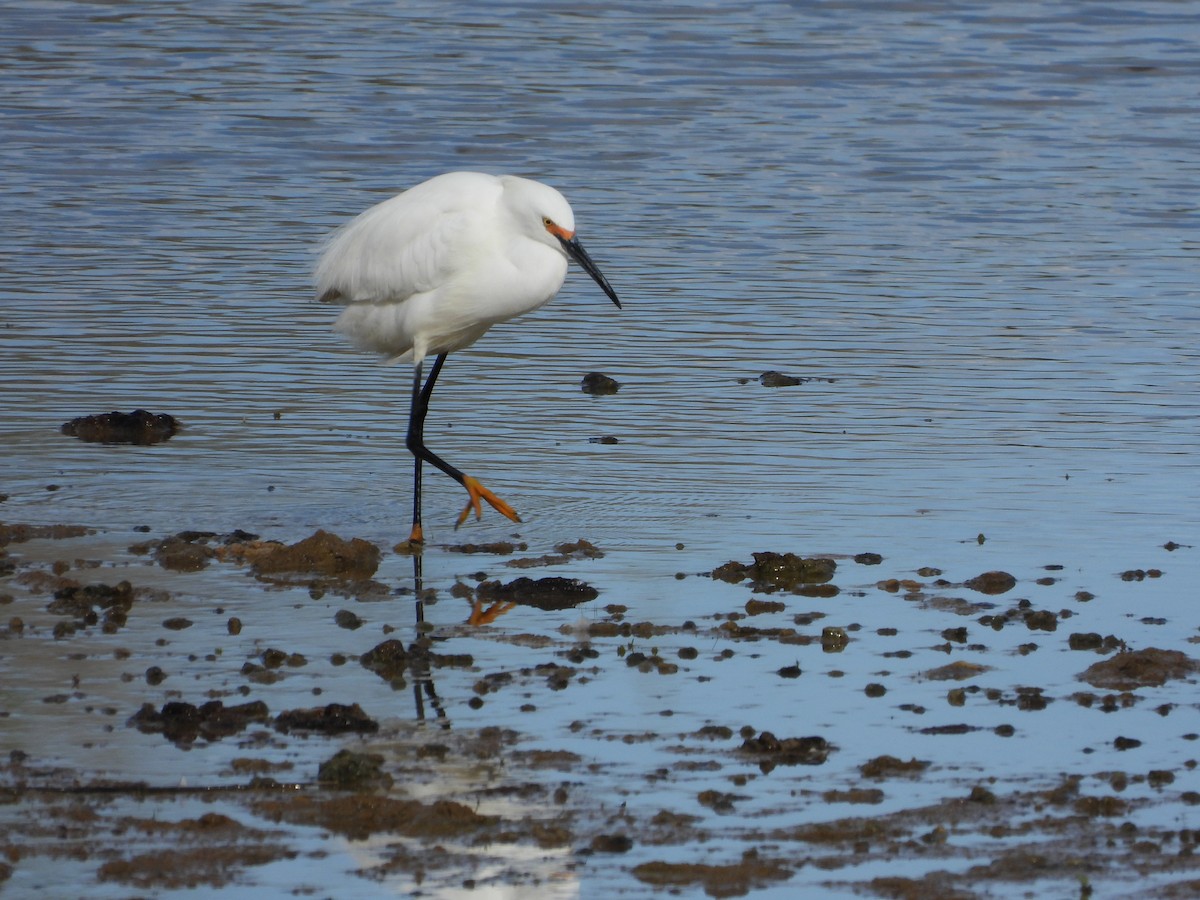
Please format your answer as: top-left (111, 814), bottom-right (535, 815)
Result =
top-left (2, 2), bottom-right (1199, 897)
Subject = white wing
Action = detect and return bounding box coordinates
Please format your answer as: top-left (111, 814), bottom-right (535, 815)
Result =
top-left (315, 172), bottom-right (504, 306)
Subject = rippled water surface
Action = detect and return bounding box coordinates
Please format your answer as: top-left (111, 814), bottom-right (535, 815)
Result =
top-left (2, 2), bottom-right (1199, 897)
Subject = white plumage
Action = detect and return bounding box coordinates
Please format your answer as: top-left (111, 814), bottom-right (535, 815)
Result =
top-left (315, 171), bottom-right (622, 541)
top-left (317, 172), bottom-right (597, 364)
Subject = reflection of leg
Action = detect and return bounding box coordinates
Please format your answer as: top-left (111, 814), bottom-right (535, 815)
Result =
top-left (468, 599), bottom-right (517, 626)
top-left (408, 551), bottom-right (448, 724)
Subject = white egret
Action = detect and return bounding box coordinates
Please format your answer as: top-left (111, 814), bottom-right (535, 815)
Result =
top-left (316, 171), bottom-right (622, 543)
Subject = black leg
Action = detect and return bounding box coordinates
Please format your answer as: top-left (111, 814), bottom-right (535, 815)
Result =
top-left (408, 362), bottom-right (425, 543)
top-left (405, 352), bottom-right (521, 533)
top-left (407, 353), bottom-right (465, 484)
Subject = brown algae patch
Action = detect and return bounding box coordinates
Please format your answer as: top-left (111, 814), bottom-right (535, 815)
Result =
top-left (252, 794), bottom-right (496, 842)
top-left (633, 850), bottom-right (792, 897)
top-left (1079, 648), bottom-right (1200, 690)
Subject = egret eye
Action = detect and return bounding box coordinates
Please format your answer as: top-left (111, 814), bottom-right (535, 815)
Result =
top-left (542, 216), bottom-right (554, 229)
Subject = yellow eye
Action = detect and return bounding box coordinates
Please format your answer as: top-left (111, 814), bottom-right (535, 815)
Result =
top-left (542, 216), bottom-right (553, 229)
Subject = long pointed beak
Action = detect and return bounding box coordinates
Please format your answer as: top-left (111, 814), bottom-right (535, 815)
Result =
top-left (559, 234), bottom-right (622, 309)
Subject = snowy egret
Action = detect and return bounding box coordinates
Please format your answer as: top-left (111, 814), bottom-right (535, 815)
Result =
top-left (316, 171), bottom-right (622, 543)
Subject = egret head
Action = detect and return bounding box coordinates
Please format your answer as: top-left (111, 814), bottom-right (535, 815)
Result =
top-left (501, 176), bottom-right (621, 309)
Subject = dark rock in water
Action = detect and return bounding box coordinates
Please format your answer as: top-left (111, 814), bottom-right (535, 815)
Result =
top-left (759, 371), bottom-right (803, 387)
top-left (129, 699), bottom-right (269, 745)
top-left (48, 580), bottom-right (135, 631)
top-left (1079, 647), bottom-right (1200, 690)
top-left (477, 575), bottom-right (599, 610)
top-left (61, 410), bottom-right (180, 445)
top-left (274, 702), bottom-right (379, 735)
top-left (740, 731), bottom-right (831, 769)
top-left (581, 372), bottom-right (621, 395)
top-left (964, 570), bottom-right (1017, 595)
top-left (361, 639), bottom-right (409, 688)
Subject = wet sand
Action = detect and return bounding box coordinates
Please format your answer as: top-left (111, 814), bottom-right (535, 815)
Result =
top-left (2, 521), bottom-right (1198, 898)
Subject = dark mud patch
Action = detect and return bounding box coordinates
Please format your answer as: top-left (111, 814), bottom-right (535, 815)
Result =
top-left (317, 749), bottom-right (394, 789)
top-left (252, 794), bottom-right (498, 842)
top-left (444, 540), bottom-right (530, 555)
top-left (274, 702), bottom-right (379, 735)
top-left (130, 700), bottom-right (271, 746)
top-left (1079, 648), bottom-right (1200, 690)
top-left (61, 409), bottom-right (180, 445)
top-left (0, 523), bottom-right (92, 546)
top-left (98, 842), bottom-right (291, 890)
top-left (860, 755), bottom-right (930, 779)
top-left (507, 538), bottom-right (605, 568)
top-left (476, 575), bottom-right (599, 610)
top-left (46, 580), bottom-right (137, 634)
top-left (921, 661), bottom-right (990, 681)
top-left (359, 638), bottom-right (474, 690)
top-left (633, 850), bottom-right (792, 897)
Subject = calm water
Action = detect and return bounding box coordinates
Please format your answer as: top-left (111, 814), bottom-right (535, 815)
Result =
top-left (2, 2), bottom-right (1199, 897)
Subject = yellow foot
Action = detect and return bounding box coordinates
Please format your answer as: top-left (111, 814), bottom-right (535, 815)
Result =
top-left (392, 522), bottom-right (424, 554)
top-left (456, 475), bottom-right (522, 528)
top-left (468, 599), bottom-right (517, 626)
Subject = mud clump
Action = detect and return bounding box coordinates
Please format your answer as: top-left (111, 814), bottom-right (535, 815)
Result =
top-left (360, 639), bottom-right (410, 688)
top-left (130, 700), bottom-right (270, 745)
top-left (759, 371), bottom-right (804, 387)
top-left (740, 731), bottom-right (831, 770)
top-left (274, 703), bottom-right (378, 735)
top-left (130, 530), bottom-right (261, 572)
top-left (47, 581), bottom-right (135, 633)
top-left (62, 409), bottom-right (180, 445)
top-left (248, 530), bottom-right (380, 579)
top-left (476, 576), bottom-right (598, 610)
top-left (860, 755), bottom-right (930, 779)
top-left (581, 372), bottom-right (621, 395)
top-left (963, 570), bottom-right (1017, 594)
top-left (712, 552), bottom-right (836, 593)
top-left (1079, 648), bottom-right (1199, 690)
top-left (1068, 632), bottom-right (1122, 653)
top-left (922, 661), bottom-right (990, 681)
top-left (317, 749), bottom-right (393, 790)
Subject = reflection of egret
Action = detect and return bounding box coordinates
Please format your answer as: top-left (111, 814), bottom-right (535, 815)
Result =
top-left (317, 172), bottom-right (622, 542)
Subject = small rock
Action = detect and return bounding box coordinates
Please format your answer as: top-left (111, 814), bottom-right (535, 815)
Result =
top-left (759, 371), bottom-right (803, 387)
top-left (964, 571), bottom-right (1016, 594)
top-left (581, 372), bottom-right (620, 395)
top-left (61, 409), bottom-right (180, 445)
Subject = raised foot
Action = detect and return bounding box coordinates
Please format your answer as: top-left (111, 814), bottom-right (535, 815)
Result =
top-left (456, 475), bottom-right (522, 528)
